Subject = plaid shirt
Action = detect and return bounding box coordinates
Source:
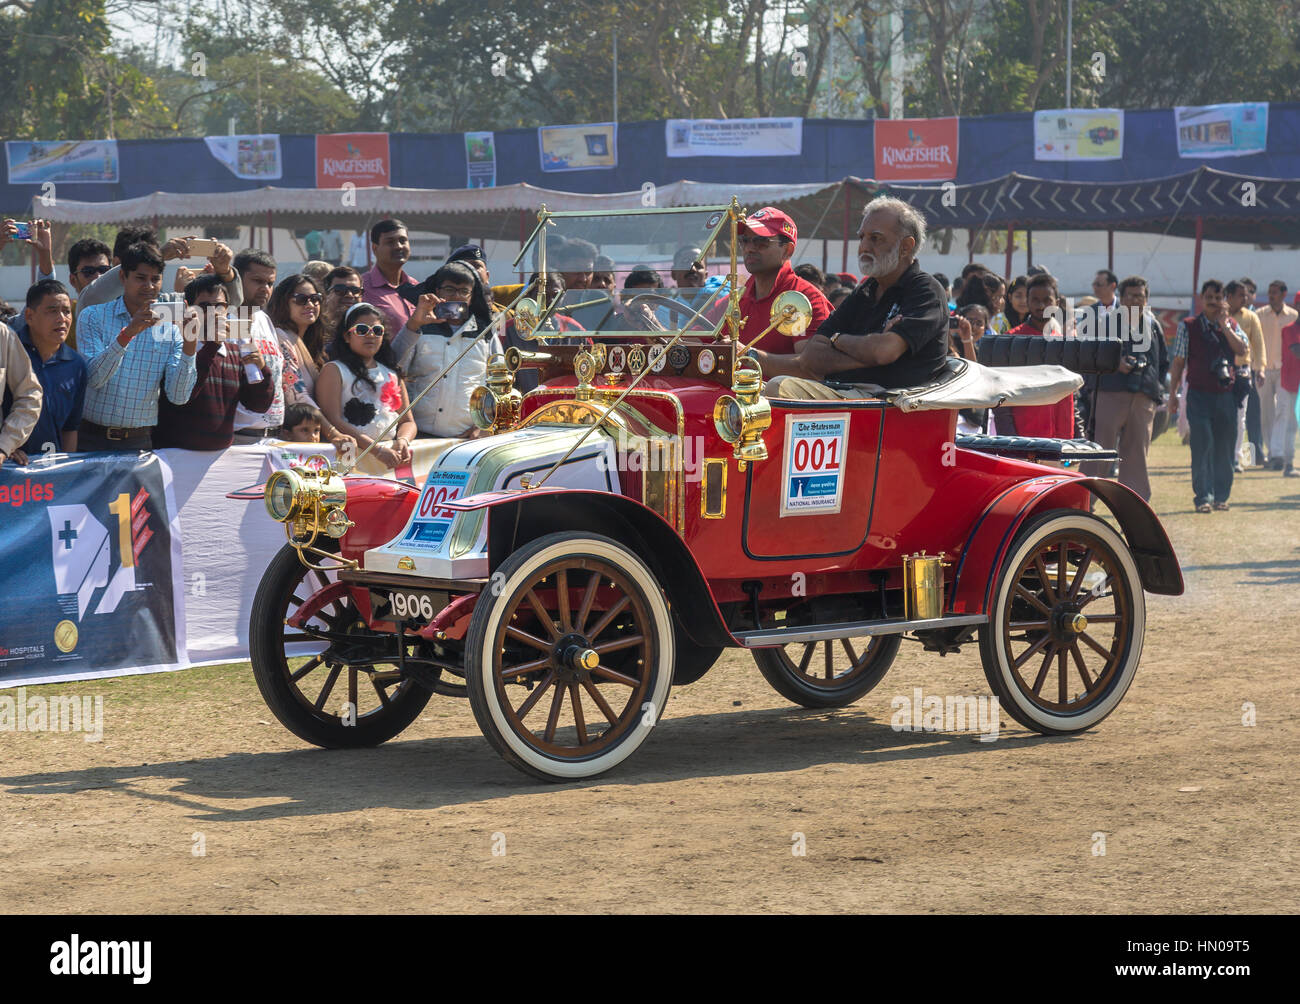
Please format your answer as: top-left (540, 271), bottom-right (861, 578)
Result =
top-left (155, 341), bottom-right (273, 450)
top-left (78, 296), bottom-right (197, 428)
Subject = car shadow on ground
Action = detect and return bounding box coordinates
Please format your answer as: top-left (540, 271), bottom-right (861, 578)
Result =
top-left (0, 705), bottom-right (1068, 821)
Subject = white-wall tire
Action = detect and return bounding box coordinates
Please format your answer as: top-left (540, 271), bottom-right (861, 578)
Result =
top-left (465, 533), bottom-right (674, 781)
top-left (978, 509), bottom-right (1145, 734)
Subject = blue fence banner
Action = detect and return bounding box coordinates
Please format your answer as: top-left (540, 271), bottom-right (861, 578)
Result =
top-left (0, 452), bottom-right (183, 684)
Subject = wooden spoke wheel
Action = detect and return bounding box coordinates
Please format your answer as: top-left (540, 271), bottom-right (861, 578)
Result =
top-left (753, 634), bottom-right (901, 709)
top-left (465, 533), bottom-right (674, 781)
top-left (979, 510), bottom-right (1145, 734)
top-left (250, 541), bottom-right (433, 749)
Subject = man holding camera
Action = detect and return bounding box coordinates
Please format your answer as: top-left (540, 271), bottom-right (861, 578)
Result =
top-left (1168, 279), bottom-right (1251, 512)
top-left (1082, 276), bottom-right (1169, 501)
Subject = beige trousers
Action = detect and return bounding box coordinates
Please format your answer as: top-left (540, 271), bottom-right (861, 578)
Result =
top-left (1083, 390), bottom-right (1157, 500)
top-left (764, 376), bottom-right (882, 400)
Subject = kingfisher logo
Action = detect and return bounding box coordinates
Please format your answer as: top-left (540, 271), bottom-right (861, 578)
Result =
top-left (0, 479), bottom-right (54, 507)
top-left (874, 117), bottom-right (960, 181)
top-left (316, 132), bottom-right (390, 187)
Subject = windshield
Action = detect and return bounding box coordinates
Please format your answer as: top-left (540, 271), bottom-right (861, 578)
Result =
top-left (512, 206), bottom-right (736, 338)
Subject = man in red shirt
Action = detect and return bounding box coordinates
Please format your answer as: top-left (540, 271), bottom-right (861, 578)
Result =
top-left (1005, 272), bottom-right (1075, 438)
top-left (1276, 317), bottom-right (1300, 476)
top-left (728, 208), bottom-right (830, 367)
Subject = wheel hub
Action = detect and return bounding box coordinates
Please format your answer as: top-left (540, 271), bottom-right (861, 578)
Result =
top-left (553, 632), bottom-right (597, 682)
top-left (1050, 603), bottom-right (1088, 643)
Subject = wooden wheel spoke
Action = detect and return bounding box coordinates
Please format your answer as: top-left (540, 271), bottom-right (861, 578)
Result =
top-left (543, 681), bottom-right (566, 742)
top-left (569, 683), bottom-right (587, 744)
top-left (824, 641), bottom-right (834, 679)
top-left (314, 665), bottom-right (342, 711)
top-left (1079, 630), bottom-right (1115, 661)
top-left (1067, 548), bottom-right (1095, 600)
top-left (516, 671), bottom-right (556, 720)
top-left (1009, 620), bottom-right (1050, 631)
top-left (1031, 644), bottom-right (1056, 695)
top-left (1012, 631), bottom-right (1053, 670)
top-left (1015, 585), bottom-right (1053, 616)
top-left (1078, 576), bottom-right (1112, 607)
top-left (841, 637), bottom-right (859, 666)
top-left (371, 676), bottom-right (391, 706)
top-left (1082, 614), bottom-right (1121, 624)
top-left (506, 624), bottom-right (554, 653)
top-left (1058, 543), bottom-right (1068, 598)
top-left (1069, 642), bottom-right (1094, 693)
top-left (289, 655), bottom-right (324, 682)
top-left (594, 634), bottom-right (644, 655)
top-left (582, 680), bottom-right (620, 726)
top-left (1057, 647), bottom-right (1068, 704)
top-left (587, 594), bottom-right (631, 641)
top-left (1033, 555), bottom-right (1059, 606)
top-left (313, 570), bottom-right (332, 592)
top-left (574, 571), bottom-right (600, 634)
top-left (797, 643), bottom-right (815, 673)
top-left (500, 654), bottom-right (552, 679)
top-left (591, 663), bottom-right (639, 687)
top-left (290, 594), bottom-right (307, 607)
top-left (556, 569), bottom-right (572, 633)
top-left (348, 667), bottom-right (358, 713)
top-left (525, 589), bottom-right (559, 640)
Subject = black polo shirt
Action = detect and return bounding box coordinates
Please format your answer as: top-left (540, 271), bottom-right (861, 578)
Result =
top-left (821, 259), bottom-right (949, 388)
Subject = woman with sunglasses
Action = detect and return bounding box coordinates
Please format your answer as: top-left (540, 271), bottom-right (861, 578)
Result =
top-left (266, 274), bottom-right (356, 453)
top-left (317, 303), bottom-right (416, 469)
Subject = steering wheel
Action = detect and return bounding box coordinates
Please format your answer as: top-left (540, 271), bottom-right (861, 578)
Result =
top-left (620, 293), bottom-right (714, 339)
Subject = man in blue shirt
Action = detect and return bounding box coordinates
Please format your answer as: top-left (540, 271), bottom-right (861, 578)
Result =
top-left (76, 242), bottom-right (198, 451)
top-left (6, 279), bottom-right (86, 462)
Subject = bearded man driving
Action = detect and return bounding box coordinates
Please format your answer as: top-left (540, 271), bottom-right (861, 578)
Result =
top-left (762, 196), bottom-right (949, 398)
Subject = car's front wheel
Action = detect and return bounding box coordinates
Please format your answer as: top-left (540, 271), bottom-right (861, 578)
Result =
top-left (464, 533), bottom-right (674, 781)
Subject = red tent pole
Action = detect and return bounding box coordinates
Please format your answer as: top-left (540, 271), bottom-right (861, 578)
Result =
top-left (1192, 217), bottom-right (1204, 312)
top-left (1107, 229), bottom-right (1114, 273)
top-left (1004, 223), bottom-right (1014, 280)
top-left (967, 229), bottom-right (974, 265)
top-left (841, 187), bottom-right (850, 273)
top-left (266, 210), bottom-right (274, 256)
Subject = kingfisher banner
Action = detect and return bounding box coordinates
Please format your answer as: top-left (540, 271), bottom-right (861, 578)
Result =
top-left (1175, 103), bottom-right (1269, 158)
top-left (204, 134), bottom-right (283, 180)
top-left (316, 132), bottom-right (391, 187)
top-left (873, 117), bottom-right (959, 181)
top-left (1034, 109), bottom-right (1124, 161)
top-left (5, 140), bottom-right (119, 184)
top-left (0, 453), bottom-right (183, 685)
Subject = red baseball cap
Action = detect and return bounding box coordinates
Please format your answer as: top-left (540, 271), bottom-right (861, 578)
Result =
top-left (740, 207), bottom-right (797, 247)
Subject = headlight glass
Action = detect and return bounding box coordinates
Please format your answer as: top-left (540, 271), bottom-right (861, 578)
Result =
top-left (713, 396), bottom-right (743, 443)
top-left (470, 386), bottom-right (497, 430)
top-left (265, 470), bottom-right (302, 522)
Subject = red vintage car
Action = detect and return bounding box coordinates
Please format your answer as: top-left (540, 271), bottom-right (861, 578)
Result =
top-left (250, 202), bottom-right (1183, 781)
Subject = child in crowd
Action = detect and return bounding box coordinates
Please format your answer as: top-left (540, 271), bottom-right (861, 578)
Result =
top-left (282, 402), bottom-right (322, 443)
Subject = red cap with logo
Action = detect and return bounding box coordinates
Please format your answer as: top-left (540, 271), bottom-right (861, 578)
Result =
top-left (739, 207), bottom-right (797, 247)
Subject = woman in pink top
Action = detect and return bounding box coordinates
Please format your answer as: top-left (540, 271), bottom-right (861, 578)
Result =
top-left (266, 274), bottom-right (354, 450)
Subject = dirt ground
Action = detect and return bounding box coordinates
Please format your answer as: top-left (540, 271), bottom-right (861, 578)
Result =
top-left (3, 432), bottom-right (1298, 914)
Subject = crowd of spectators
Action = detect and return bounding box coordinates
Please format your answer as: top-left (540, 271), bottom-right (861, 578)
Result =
top-left (1, 212), bottom-right (1298, 518)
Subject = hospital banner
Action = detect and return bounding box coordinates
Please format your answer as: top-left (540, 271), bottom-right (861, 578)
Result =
top-left (539, 123), bottom-right (617, 172)
top-left (0, 453), bottom-right (183, 686)
top-left (1034, 109), bottom-right (1124, 161)
top-left (5, 140), bottom-right (120, 184)
top-left (873, 117), bottom-right (959, 181)
top-left (204, 134), bottom-right (283, 180)
top-left (665, 117), bottom-right (803, 158)
top-left (1175, 103), bottom-right (1269, 158)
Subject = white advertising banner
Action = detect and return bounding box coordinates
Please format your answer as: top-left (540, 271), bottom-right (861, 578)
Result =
top-left (666, 117), bottom-right (803, 158)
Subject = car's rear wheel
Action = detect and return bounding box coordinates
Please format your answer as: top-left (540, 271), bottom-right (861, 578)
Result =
top-left (464, 533), bottom-right (674, 781)
top-left (250, 540), bottom-right (434, 748)
top-left (978, 509), bottom-right (1144, 734)
top-left (753, 634), bottom-right (901, 709)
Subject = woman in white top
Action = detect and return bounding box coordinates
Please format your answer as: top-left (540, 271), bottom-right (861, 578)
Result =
top-left (316, 302), bottom-right (417, 469)
top-left (265, 273), bottom-right (354, 450)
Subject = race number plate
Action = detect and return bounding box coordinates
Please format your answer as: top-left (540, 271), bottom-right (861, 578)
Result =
top-left (368, 587), bottom-right (450, 625)
top-left (780, 413), bottom-right (849, 516)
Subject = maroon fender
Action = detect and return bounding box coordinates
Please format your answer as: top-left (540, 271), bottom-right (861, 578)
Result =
top-left (947, 474), bottom-right (1183, 616)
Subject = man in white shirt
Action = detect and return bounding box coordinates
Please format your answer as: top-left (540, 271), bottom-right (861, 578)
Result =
top-left (1256, 280), bottom-right (1298, 469)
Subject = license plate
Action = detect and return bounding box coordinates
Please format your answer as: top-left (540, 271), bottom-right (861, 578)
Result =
top-left (369, 588), bottom-right (450, 625)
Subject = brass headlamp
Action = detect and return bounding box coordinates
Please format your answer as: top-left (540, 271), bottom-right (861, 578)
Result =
top-left (470, 353), bottom-right (523, 433)
top-left (713, 355), bottom-right (771, 469)
top-left (264, 456), bottom-right (353, 543)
